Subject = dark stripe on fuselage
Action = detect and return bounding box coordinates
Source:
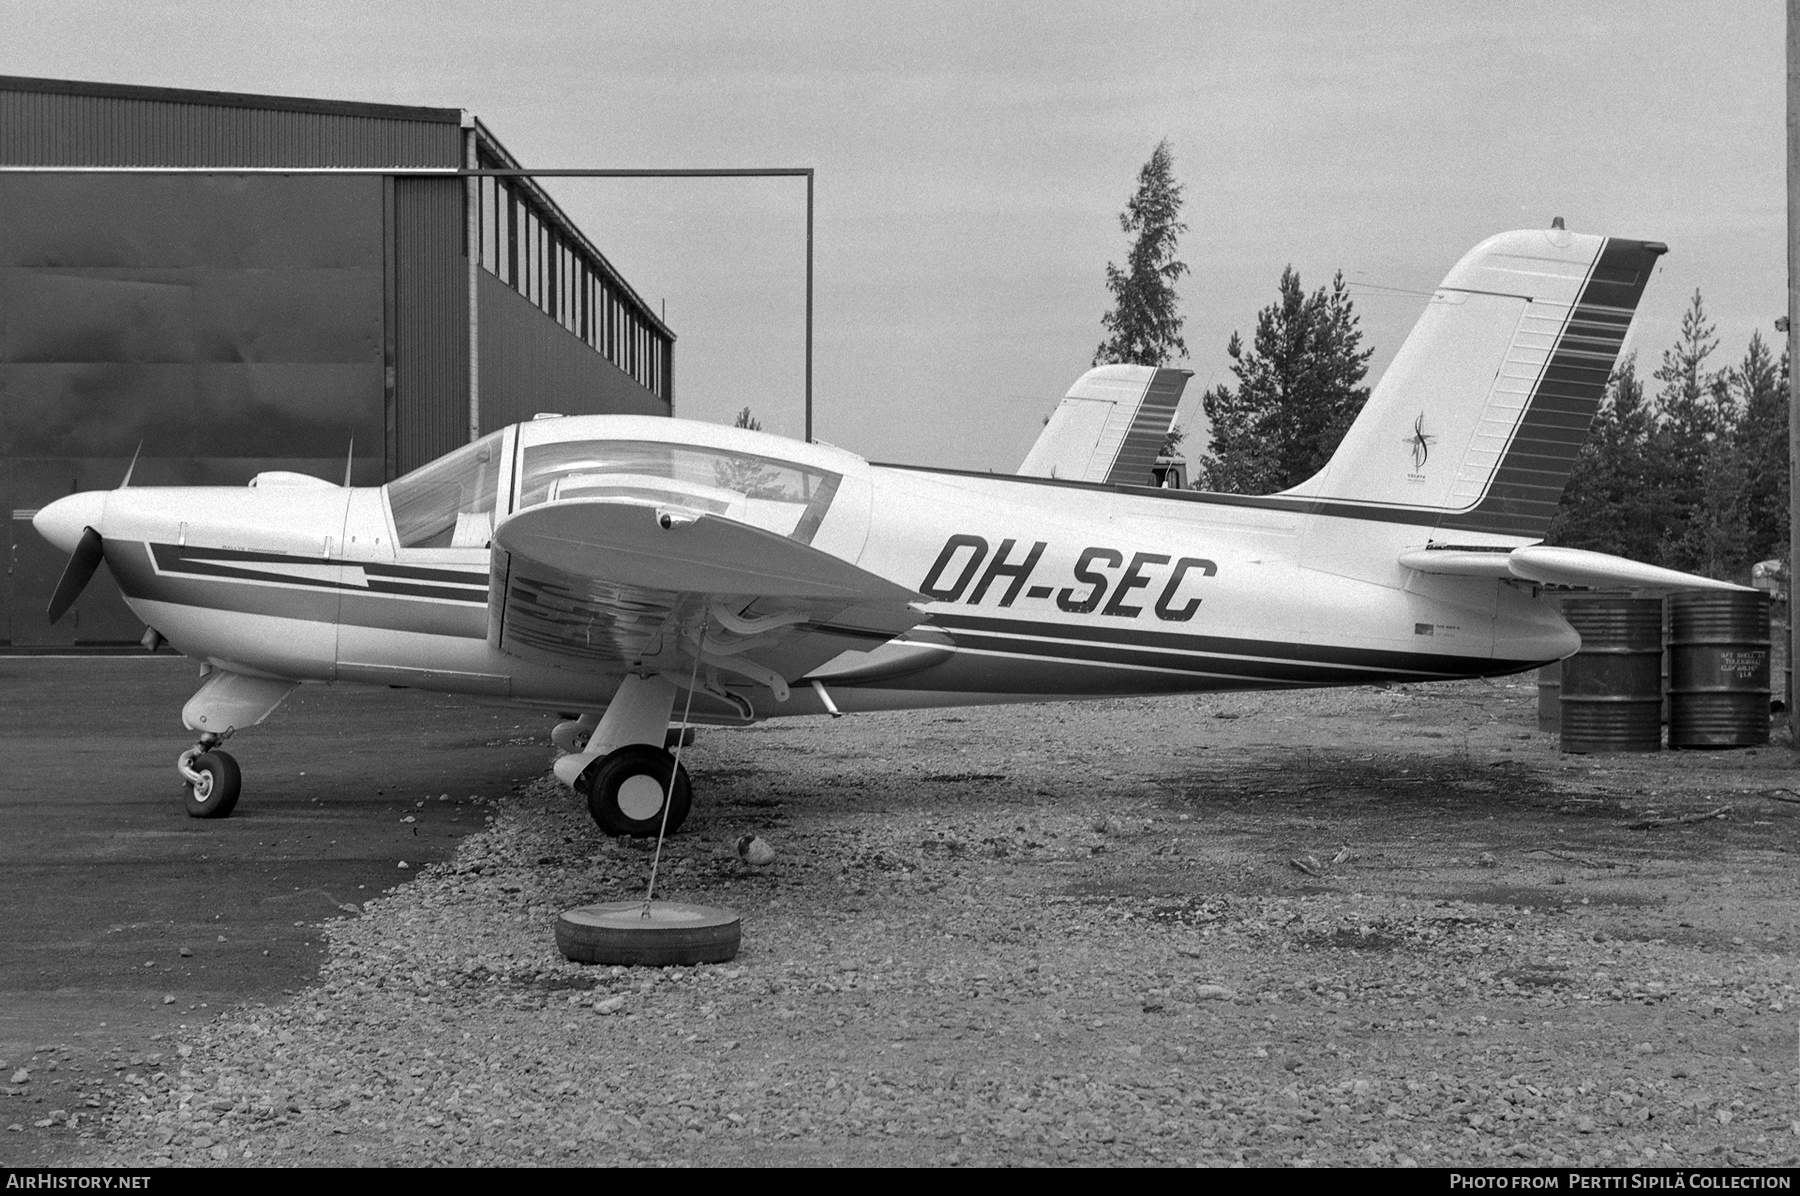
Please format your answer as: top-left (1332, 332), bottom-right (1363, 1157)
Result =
top-left (152, 543), bottom-right (487, 585)
top-left (363, 560), bottom-right (491, 586)
top-left (147, 543), bottom-right (487, 603)
top-left (941, 629), bottom-right (1498, 687)
top-left (927, 611), bottom-right (1533, 678)
top-left (111, 542), bottom-right (490, 639)
top-left (363, 578), bottom-right (488, 602)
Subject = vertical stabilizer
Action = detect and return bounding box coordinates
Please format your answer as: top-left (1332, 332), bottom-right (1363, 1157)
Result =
top-left (1019, 365), bottom-right (1191, 485)
top-left (1282, 229), bottom-right (1664, 539)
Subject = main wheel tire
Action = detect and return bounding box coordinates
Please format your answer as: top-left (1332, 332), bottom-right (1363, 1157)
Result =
top-left (184, 749), bottom-right (241, 819)
top-left (555, 901), bottom-right (741, 966)
top-left (580, 745), bottom-right (692, 837)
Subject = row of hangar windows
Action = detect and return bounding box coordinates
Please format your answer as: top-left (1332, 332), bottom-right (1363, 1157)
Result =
top-left (475, 165), bottom-right (668, 401)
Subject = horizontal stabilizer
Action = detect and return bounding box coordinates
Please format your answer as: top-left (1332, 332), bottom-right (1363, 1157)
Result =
top-left (1399, 545), bottom-right (1752, 592)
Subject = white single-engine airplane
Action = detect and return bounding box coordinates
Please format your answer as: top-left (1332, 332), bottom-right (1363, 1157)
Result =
top-left (34, 228), bottom-right (1743, 834)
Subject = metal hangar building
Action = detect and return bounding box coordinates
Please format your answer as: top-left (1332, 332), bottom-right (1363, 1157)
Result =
top-left (0, 74), bottom-right (675, 648)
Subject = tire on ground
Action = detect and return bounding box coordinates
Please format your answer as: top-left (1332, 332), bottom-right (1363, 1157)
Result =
top-left (580, 744), bottom-right (691, 837)
top-left (555, 901), bottom-right (741, 966)
top-left (184, 749), bottom-right (241, 819)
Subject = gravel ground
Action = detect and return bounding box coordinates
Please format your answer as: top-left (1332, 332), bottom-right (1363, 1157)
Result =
top-left (37, 679), bottom-right (1800, 1167)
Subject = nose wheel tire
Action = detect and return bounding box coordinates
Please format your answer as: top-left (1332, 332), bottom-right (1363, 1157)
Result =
top-left (580, 745), bottom-right (691, 837)
top-left (183, 749), bottom-right (241, 819)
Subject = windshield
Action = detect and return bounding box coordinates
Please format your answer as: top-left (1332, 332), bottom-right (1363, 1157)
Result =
top-left (387, 432), bottom-right (504, 549)
top-left (517, 439), bottom-right (839, 543)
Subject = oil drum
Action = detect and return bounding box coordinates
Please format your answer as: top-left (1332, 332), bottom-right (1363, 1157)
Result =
top-left (1536, 661), bottom-right (1561, 732)
top-left (1668, 590), bottom-right (1770, 749)
top-left (1558, 597), bottom-right (1664, 753)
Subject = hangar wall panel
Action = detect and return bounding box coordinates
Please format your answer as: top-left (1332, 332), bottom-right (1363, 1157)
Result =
top-left (0, 79), bottom-right (461, 167)
top-left (392, 177), bottom-right (469, 475)
top-left (0, 77), bottom-right (674, 646)
top-left (0, 174), bottom-right (387, 644)
top-left (476, 270), bottom-right (669, 431)
top-left (0, 175), bottom-right (385, 460)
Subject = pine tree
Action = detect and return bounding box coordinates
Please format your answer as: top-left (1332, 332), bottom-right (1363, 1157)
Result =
top-left (718, 406), bottom-right (788, 497)
top-left (1196, 267), bottom-right (1372, 493)
top-left (1697, 332), bottom-right (1789, 579)
top-left (1549, 355), bottom-right (1659, 561)
top-left (1549, 294), bottom-right (1788, 583)
top-left (1730, 332), bottom-right (1790, 569)
top-left (1648, 291), bottom-right (1726, 573)
top-left (1094, 139), bottom-right (1188, 367)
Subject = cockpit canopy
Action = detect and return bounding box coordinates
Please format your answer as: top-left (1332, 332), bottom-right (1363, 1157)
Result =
top-left (388, 432), bottom-right (503, 549)
top-left (384, 424), bottom-right (842, 550)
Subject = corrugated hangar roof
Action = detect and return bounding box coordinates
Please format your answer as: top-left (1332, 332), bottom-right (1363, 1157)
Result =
top-left (0, 73), bottom-right (463, 125)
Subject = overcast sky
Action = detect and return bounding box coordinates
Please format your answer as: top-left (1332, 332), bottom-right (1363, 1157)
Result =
top-left (3, 1), bottom-right (1784, 472)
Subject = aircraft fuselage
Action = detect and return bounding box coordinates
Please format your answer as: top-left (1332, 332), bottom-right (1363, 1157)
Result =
top-left (40, 416), bottom-right (1572, 726)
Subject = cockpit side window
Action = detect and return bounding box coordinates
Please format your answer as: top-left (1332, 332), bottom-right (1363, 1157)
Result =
top-left (516, 440), bottom-right (840, 544)
top-left (387, 432), bottom-right (504, 549)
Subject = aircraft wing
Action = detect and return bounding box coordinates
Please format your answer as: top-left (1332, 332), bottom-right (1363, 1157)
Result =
top-left (1399, 545), bottom-right (1753, 592)
top-left (489, 498), bottom-right (925, 703)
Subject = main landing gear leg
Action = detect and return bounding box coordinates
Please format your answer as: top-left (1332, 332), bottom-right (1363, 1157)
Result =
top-left (553, 675), bottom-right (692, 837)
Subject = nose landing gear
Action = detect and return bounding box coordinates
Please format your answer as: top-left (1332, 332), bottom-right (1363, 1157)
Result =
top-left (178, 733), bottom-right (241, 819)
top-left (173, 670), bottom-right (297, 820)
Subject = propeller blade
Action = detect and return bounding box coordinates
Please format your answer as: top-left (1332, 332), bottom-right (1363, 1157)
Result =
top-left (46, 526), bottom-right (105, 624)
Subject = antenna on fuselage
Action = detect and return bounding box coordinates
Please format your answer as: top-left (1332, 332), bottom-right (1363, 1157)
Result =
top-left (343, 436), bottom-right (355, 488)
top-left (119, 441), bottom-right (142, 488)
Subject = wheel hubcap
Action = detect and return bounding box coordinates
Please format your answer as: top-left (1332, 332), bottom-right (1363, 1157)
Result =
top-left (192, 772), bottom-right (213, 800)
top-left (617, 774), bottom-right (666, 821)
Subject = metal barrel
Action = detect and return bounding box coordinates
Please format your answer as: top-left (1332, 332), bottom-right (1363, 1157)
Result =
top-left (1536, 661), bottom-right (1561, 732)
top-left (1772, 610), bottom-right (1791, 712)
top-left (1558, 597), bottom-right (1664, 753)
top-left (1668, 590), bottom-right (1771, 749)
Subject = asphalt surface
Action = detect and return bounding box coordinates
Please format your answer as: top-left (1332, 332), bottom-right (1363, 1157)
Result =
top-left (0, 655), bottom-right (560, 1164)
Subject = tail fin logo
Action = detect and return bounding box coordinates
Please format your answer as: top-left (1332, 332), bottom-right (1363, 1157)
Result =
top-left (1403, 414), bottom-right (1435, 477)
